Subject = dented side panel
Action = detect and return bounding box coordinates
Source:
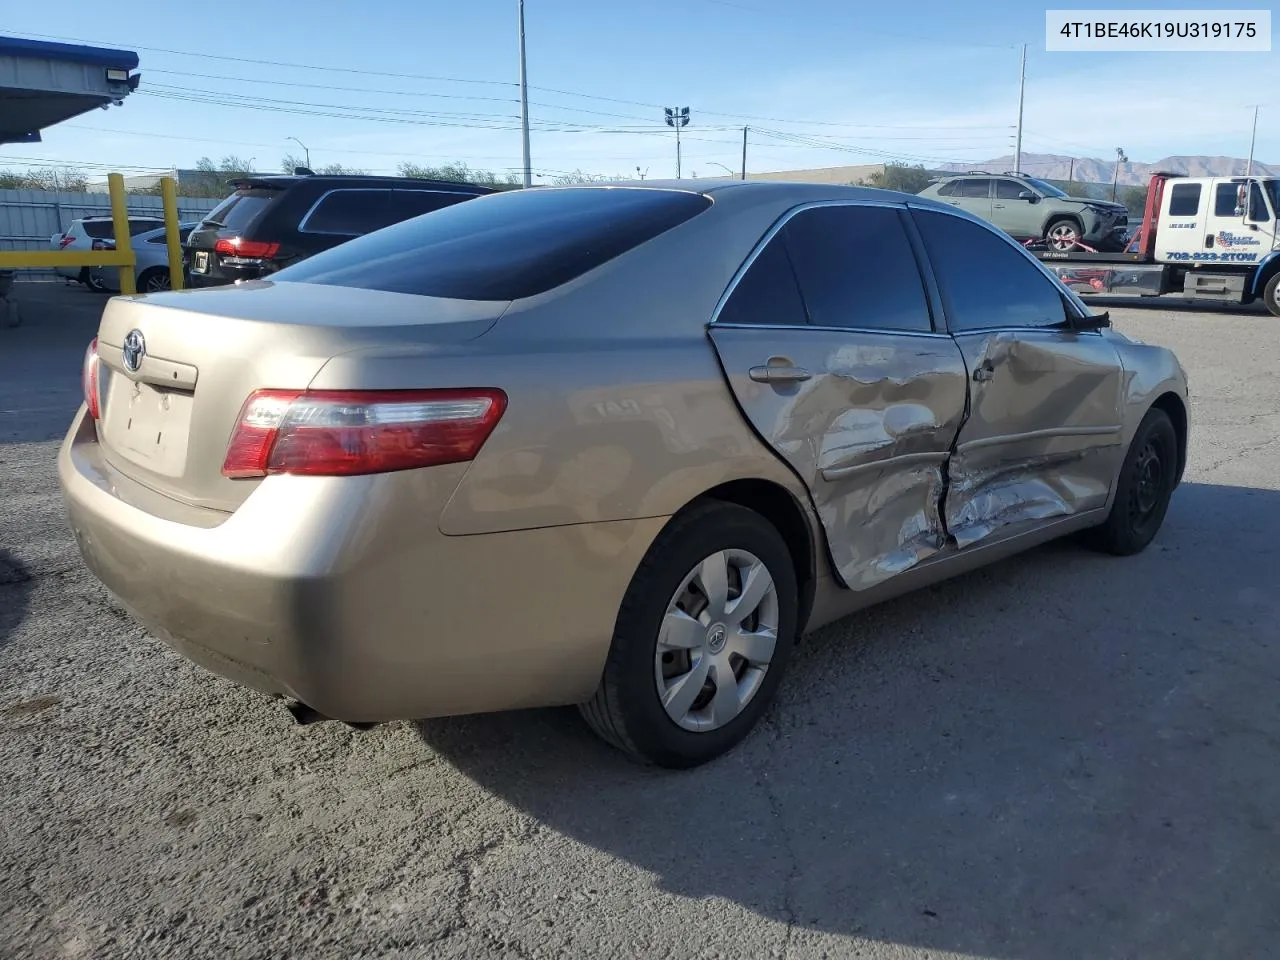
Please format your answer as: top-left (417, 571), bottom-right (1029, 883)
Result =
top-left (708, 326), bottom-right (968, 589)
top-left (945, 329), bottom-right (1126, 548)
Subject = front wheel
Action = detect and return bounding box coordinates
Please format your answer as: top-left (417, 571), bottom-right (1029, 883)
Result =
top-left (138, 267), bottom-right (171, 294)
top-left (1262, 272), bottom-right (1280, 317)
top-left (1045, 218), bottom-right (1083, 252)
top-left (1088, 408), bottom-right (1179, 556)
top-left (580, 501), bottom-right (799, 768)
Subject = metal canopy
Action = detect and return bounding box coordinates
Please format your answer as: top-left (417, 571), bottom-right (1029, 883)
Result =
top-left (0, 35), bottom-right (140, 145)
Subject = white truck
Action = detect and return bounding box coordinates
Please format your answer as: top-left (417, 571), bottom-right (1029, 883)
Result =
top-left (1032, 173), bottom-right (1280, 316)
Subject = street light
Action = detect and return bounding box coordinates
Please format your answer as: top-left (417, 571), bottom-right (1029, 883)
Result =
top-left (1111, 147), bottom-right (1127, 201)
top-left (286, 137), bottom-right (311, 169)
top-left (706, 162), bottom-right (736, 177)
top-left (664, 107), bottom-right (690, 179)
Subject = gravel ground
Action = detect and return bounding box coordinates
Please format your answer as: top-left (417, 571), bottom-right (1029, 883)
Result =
top-left (2, 283), bottom-right (1279, 960)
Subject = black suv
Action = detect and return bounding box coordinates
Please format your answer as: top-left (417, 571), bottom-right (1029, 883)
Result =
top-left (185, 173), bottom-right (495, 287)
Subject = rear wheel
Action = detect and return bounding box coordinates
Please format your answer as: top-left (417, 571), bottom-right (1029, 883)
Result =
top-left (1263, 272), bottom-right (1280, 317)
top-left (138, 267), bottom-right (171, 294)
top-left (580, 501), bottom-right (798, 768)
top-left (1045, 217), bottom-right (1083, 252)
top-left (85, 271), bottom-right (108, 293)
top-left (1088, 408), bottom-right (1178, 556)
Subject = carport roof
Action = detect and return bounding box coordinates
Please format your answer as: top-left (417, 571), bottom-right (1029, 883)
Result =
top-left (0, 35), bottom-right (141, 145)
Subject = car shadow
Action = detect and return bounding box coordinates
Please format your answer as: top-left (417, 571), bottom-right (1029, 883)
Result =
top-left (0, 549), bottom-right (33, 651)
top-left (416, 481), bottom-right (1280, 959)
top-left (1089, 295), bottom-right (1270, 317)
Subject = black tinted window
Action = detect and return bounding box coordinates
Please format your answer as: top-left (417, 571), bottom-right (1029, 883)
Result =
top-left (203, 192), bottom-right (275, 232)
top-left (1168, 183), bottom-right (1201, 217)
top-left (936, 181), bottom-right (959, 197)
top-left (783, 205), bottom-right (931, 332)
top-left (301, 189), bottom-right (393, 235)
top-left (81, 220), bottom-right (114, 239)
top-left (914, 210), bottom-right (1066, 331)
top-left (958, 179), bottom-right (991, 199)
top-left (278, 187), bottom-right (712, 301)
top-left (391, 190), bottom-right (475, 221)
top-left (1214, 183), bottom-right (1241, 217)
top-left (1248, 182), bottom-right (1270, 222)
top-left (994, 179), bottom-right (1029, 199)
top-left (716, 232), bottom-right (807, 327)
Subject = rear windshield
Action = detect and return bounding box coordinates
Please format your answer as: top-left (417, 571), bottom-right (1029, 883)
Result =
top-left (275, 187), bottom-right (713, 301)
top-left (200, 191), bottom-right (276, 233)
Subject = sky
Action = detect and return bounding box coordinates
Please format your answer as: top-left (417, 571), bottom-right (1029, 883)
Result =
top-left (3, 0), bottom-right (1277, 183)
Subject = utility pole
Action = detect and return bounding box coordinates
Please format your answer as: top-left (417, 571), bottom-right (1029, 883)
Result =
top-left (1068, 157), bottom-right (1074, 183)
top-left (1246, 105), bottom-right (1260, 177)
top-left (518, 0), bottom-right (532, 188)
top-left (741, 126), bottom-right (748, 180)
top-left (664, 107), bottom-right (690, 178)
top-left (1013, 43), bottom-right (1026, 174)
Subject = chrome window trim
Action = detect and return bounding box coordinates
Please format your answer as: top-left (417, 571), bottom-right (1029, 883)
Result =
top-left (707, 198), bottom-right (940, 335)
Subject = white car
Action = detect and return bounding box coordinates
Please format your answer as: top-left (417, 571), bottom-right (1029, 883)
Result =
top-left (88, 222), bottom-right (197, 294)
top-left (51, 216), bottom-right (165, 290)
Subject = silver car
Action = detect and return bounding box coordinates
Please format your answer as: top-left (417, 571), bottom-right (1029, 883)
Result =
top-left (51, 215), bottom-right (165, 289)
top-left (60, 182), bottom-right (1188, 768)
top-left (88, 222), bottom-right (197, 294)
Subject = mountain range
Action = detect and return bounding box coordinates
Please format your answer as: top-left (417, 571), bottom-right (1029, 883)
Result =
top-left (939, 152), bottom-right (1279, 185)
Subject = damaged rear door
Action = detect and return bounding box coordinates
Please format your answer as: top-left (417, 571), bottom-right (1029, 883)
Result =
top-left (709, 201), bottom-right (968, 590)
top-left (910, 207), bottom-right (1126, 548)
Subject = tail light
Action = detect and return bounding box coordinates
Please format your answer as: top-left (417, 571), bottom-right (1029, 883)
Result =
top-left (58, 234), bottom-right (75, 249)
top-left (221, 388), bottom-right (507, 479)
top-left (82, 338), bottom-right (101, 420)
top-left (91, 239), bottom-right (115, 251)
top-left (214, 238), bottom-right (280, 259)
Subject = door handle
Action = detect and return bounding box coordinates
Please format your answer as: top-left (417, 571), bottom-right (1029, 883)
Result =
top-left (972, 359), bottom-right (995, 382)
top-left (749, 362), bottom-right (812, 384)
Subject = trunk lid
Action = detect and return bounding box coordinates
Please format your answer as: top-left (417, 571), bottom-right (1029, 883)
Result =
top-left (94, 280), bottom-right (507, 512)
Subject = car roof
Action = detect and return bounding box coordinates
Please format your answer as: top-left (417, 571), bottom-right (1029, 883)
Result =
top-left (226, 174), bottom-right (498, 193)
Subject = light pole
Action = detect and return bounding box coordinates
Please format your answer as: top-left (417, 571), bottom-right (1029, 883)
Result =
top-left (1013, 43), bottom-right (1026, 174)
top-left (246, 157), bottom-right (256, 175)
top-left (1111, 147), bottom-right (1127, 201)
top-left (635, 166), bottom-right (648, 181)
top-left (1246, 105), bottom-right (1260, 177)
top-left (518, 0), bottom-right (532, 188)
top-left (286, 137), bottom-right (310, 169)
top-left (706, 162), bottom-right (736, 177)
top-left (664, 107), bottom-right (690, 179)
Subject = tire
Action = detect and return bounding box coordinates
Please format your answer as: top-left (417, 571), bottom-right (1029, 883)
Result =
top-left (1088, 408), bottom-right (1178, 556)
top-left (1263, 271), bottom-right (1280, 318)
top-left (1045, 217), bottom-right (1083, 252)
top-left (579, 501), bottom-right (799, 768)
top-left (85, 271), bottom-right (108, 293)
top-left (138, 267), bottom-right (171, 294)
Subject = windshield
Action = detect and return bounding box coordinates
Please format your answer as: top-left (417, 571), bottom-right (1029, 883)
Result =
top-left (1023, 177), bottom-right (1069, 198)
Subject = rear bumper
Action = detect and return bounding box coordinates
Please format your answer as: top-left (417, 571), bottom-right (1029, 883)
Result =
top-left (58, 408), bottom-right (666, 722)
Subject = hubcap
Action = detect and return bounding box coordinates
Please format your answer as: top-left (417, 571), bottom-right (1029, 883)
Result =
top-left (144, 273), bottom-right (170, 292)
top-left (654, 549), bottom-right (779, 733)
top-left (1049, 224), bottom-right (1078, 250)
top-left (1128, 440), bottom-right (1164, 524)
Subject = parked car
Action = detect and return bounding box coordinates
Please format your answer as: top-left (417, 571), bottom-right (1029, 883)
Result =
top-left (88, 222), bottom-right (198, 294)
top-left (184, 173), bottom-right (496, 287)
top-left (61, 182), bottom-right (1188, 768)
top-left (917, 171), bottom-right (1130, 252)
top-left (51, 216), bottom-right (166, 290)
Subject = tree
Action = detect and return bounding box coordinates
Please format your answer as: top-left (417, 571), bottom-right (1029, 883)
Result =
top-left (397, 161), bottom-right (521, 189)
top-left (1118, 184), bottom-right (1149, 215)
top-left (860, 164), bottom-right (936, 194)
top-left (0, 167), bottom-right (89, 192)
top-left (548, 169), bottom-right (618, 185)
top-left (280, 154), bottom-right (368, 175)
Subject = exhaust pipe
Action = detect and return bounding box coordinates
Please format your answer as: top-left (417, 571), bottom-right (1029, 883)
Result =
top-left (285, 699), bottom-right (378, 732)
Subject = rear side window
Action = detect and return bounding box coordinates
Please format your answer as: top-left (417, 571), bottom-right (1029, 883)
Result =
top-left (913, 210), bottom-right (1067, 331)
top-left (716, 231), bottom-right (808, 327)
top-left (958, 179), bottom-right (991, 199)
top-left (1168, 183), bottom-right (1201, 217)
top-left (391, 190), bottom-right (476, 221)
top-left (783, 205), bottom-right (932, 332)
top-left (202, 192), bottom-right (276, 233)
top-left (81, 220), bottom-right (115, 239)
top-left (301, 189), bottom-right (394, 235)
top-left (276, 187), bottom-right (712, 301)
top-left (935, 181), bottom-right (959, 197)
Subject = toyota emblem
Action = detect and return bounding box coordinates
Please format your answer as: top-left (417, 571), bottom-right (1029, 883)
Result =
top-left (122, 329), bottom-right (146, 373)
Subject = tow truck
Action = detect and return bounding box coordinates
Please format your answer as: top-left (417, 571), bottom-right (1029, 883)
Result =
top-left (1028, 173), bottom-right (1280, 316)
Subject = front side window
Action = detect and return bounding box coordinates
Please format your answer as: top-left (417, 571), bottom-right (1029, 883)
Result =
top-left (913, 210), bottom-right (1067, 332)
top-left (994, 179), bottom-right (1031, 200)
top-left (783, 205), bottom-right (932, 332)
top-left (1248, 182), bottom-right (1271, 223)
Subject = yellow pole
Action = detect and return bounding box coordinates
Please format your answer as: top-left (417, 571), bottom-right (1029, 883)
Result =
top-left (107, 172), bottom-right (136, 295)
top-left (160, 176), bottom-right (185, 291)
